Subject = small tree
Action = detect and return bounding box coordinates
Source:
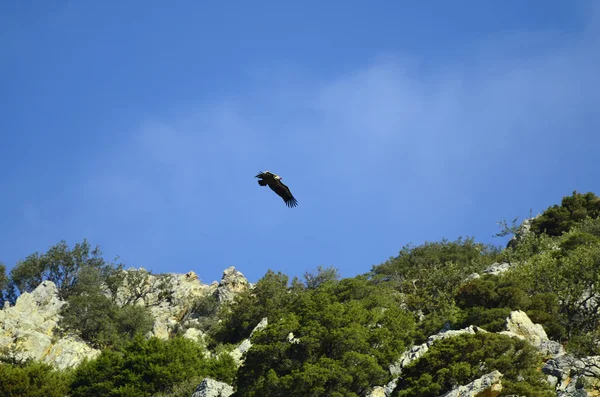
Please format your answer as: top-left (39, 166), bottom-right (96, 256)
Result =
top-left (304, 265), bottom-right (341, 289)
top-left (58, 265), bottom-right (155, 349)
top-left (9, 239), bottom-right (106, 299)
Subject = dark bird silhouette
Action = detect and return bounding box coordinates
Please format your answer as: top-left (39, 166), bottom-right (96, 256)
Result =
top-left (255, 170), bottom-right (298, 208)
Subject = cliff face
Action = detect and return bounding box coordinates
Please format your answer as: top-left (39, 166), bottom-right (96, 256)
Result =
top-left (0, 266), bottom-right (251, 370)
top-left (0, 280), bottom-right (99, 370)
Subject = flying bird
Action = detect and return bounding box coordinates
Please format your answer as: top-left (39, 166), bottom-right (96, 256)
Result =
top-left (255, 170), bottom-right (298, 208)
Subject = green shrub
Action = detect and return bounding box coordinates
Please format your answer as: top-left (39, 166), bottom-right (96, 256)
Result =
top-left (559, 231), bottom-right (600, 252)
top-left (454, 274), bottom-right (564, 340)
top-left (234, 277), bottom-right (416, 396)
top-left (0, 361), bottom-right (71, 397)
top-left (530, 191), bottom-right (600, 237)
top-left (211, 270), bottom-right (297, 346)
top-left (392, 333), bottom-right (554, 397)
top-left (508, 238), bottom-right (600, 349)
top-left (58, 266), bottom-right (155, 349)
top-left (370, 237), bottom-right (503, 333)
top-left (575, 216), bottom-right (600, 237)
top-left (456, 307), bottom-right (512, 332)
top-left (69, 335), bottom-right (236, 397)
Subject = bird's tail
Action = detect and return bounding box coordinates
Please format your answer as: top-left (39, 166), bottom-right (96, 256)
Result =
top-left (258, 180), bottom-right (268, 186)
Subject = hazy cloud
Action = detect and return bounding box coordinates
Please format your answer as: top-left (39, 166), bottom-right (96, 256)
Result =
top-left (75, 10), bottom-right (600, 279)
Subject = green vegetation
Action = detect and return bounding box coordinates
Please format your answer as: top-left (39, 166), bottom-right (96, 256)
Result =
top-left (393, 333), bottom-right (555, 397)
top-left (530, 190), bottom-right (600, 237)
top-left (57, 265), bottom-right (156, 349)
top-left (8, 239), bottom-right (106, 299)
top-left (210, 269), bottom-right (296, 346)
top-left (454, 274), bottom-right (564, 338)
top-left (1, 190), bottom-right (600, 396)
top-left (69, 336), bottom-right (236, 397)
top-left (234, 276), bottom-right (415, 396)
top-left (370, 237), bottom-right (503, 341)
top-left (0, 360), bottom-right (72, 397)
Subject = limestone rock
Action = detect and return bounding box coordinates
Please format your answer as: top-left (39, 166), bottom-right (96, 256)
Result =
top-left (230, 339), bottom-right (252, 365)
top-left (482, 262), bottom-right (513, 276)
top-left (286, 332), bottom-right (300, 344)
top-left (507, 216), bottom-right (539, 249)
top-left (183, 328), bottom-right (204, 342)
top-left (502, 310), bottom-right (548, 344)
top-left (191, 378), bottom-right (234, 397)
top-left (367, 386), bottom-right (387, 397)
top-left (43, 335), bottom-right (101, 369)
top-left (499, 310), bottom-right (566, 358)
top-left (544, 354), bottom-right (600, 395)
top-left (250, 317), bottom-right (268, 337)
top-left (110, 268), bottom-right (216, 339)
top-left (0, 281), bottom-right (100, 370)
top-left (438, 370), bottom-right (503, 397)
top-left (229, 317), bottom-right (268, 366)
top-left (0, 267), bottom-right (250, 370)
top-left (216, 267), bottom-right (251, 303)
top-left (500, 310), bottom-right (565, 357)
top-left (464, 273), bottom-right (481, 282)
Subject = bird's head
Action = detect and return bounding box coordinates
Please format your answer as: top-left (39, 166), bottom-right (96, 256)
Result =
top-left (256, 170), bottom-right (278, 179)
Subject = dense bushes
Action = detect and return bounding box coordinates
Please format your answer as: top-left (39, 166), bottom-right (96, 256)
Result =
top-left (510, 233), bottom-right (600, 349)
top-left (57, 265), bottom-right (156, 349)
top-left (234, 277), bottom-right (415, 396)
top-left (370, 237), bottom-right (503, 341)
top-left (69, 336), bottom-right (236, 397)
top-left (0, 361), bottom-right (71, 397)
top-left (454, 274), bottom-right (564, 338)
top-left (0, 334), bottom-right (235, 397)
top-left (393, 333), bottom-right (555, 397)
top-left (210, 269), bottom-right (299, 346)
top-left (530, 191), bottom-right (600, 237)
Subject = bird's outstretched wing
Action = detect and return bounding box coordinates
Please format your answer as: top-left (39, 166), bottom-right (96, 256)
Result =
top-left (269, 180), bottom-right (298, 208)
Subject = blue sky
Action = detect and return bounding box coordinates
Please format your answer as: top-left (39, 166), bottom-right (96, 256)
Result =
top-left (1, 1), bottom-right (599, 285)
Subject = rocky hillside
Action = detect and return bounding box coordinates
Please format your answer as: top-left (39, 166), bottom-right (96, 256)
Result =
top-left (1, 190), bottom-right (600, 397)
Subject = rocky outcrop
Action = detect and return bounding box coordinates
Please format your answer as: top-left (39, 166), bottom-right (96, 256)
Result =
top-left (111, 266), bottom-right (250, 339)
top-left (191, 378), bottom-right (234, 397)
top-left (215, 266), bottom-right (251, 303)
top-left (499, 310), bottom-right (565, 357)
top-left (438, 370), bottom-right (503, 397)
top-left (0, 281), bottom-right (100, 369)
top-left (464, 262), bottom-right (515, 282)
top-left (543, 354), bottom-right (600, 396)
top-left (0, 267), bottom-right (251, 370)
top-left (229, 317), bottom-right (268, 366)
top-left (482, 262), bottom-right (514, 276)
top-left (507, 215), bottom-right (540, 249)
top-left (137, 270), bottom-right (217, 340)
